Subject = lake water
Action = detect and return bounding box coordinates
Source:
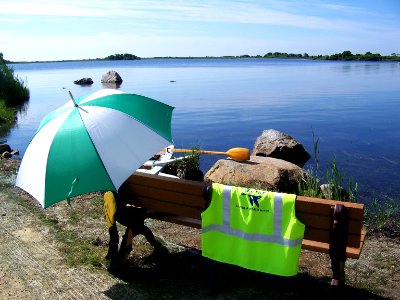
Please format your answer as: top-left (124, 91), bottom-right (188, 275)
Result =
top-left (3, 58), bottom-right (400, 205)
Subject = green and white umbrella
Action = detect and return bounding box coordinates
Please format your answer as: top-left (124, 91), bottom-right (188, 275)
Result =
top-left (16, 89), bottom-right (174, 208)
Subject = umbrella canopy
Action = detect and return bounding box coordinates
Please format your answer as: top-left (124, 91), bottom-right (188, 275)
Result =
top-left (16, 89), bottom-right (174, 208)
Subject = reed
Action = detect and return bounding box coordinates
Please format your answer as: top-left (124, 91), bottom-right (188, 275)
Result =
top-left (298, 130), bottom-right (359, 202)
top-left (0, 58), bottom-right (30, 106)
top-left (0, 101), bottom-right (17, 138)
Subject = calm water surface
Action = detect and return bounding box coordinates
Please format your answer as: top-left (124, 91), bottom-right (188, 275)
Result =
top-left (4, 59), bottom-right (400, 204)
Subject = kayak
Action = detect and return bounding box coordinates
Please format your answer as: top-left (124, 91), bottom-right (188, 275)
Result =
top-left (136, 145), bottom-right (181, 178)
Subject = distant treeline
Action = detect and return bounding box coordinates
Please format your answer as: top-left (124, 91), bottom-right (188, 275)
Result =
top-left (4, 53), bottom-right (142, 64)
top-left (309, 51), bottom-right (398, 61)
top-left (104, 53), bottom-right (141, 60)
top-left (3, 51), bottom-right (400, 64)
top-left (153, 51), bottom-right (400, 61)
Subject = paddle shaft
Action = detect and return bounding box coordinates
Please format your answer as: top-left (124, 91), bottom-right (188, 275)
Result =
top-left (168, 147), bottom-right (251, 161)
top-left (172, 149), bottom-right (227, 155)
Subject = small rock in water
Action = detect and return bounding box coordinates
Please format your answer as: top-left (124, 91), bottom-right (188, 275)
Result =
top-left (74, 78), bottom-right (93, 85)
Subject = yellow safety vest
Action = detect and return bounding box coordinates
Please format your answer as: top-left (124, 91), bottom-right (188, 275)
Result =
top-left (201, 183), bottom-right (305, 276)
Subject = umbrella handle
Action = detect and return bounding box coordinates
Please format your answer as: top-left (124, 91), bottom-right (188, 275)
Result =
top-left (67, 177), bottom-right (79, 205)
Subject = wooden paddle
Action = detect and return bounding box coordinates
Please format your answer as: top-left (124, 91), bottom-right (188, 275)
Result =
top-left (170, 147), bottom-right (251, 162)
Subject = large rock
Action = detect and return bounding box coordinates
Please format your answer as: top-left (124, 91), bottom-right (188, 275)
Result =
top-left (204, 156), bottom-right (304, 193)
top-left (252, 129), bottom-right (310, 167)
top-left (101, 70), bottom-right (123, 83)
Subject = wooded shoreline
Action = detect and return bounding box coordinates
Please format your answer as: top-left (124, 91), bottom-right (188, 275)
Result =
top-left (5, 50), bottom-right (400, 64)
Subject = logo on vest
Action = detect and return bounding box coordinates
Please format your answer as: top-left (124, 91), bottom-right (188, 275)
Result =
top-left (247, 194), bottom-right (261, 207)
top-left (238, 192), bottom-right (269, 213)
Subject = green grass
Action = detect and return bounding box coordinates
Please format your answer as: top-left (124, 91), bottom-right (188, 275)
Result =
top-left (365, 196), bottom-right (400, 237)
top-left (54, 225), bottom-right (106, 268)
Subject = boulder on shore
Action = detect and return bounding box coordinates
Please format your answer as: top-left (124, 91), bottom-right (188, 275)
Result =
top-left (204, 156), bottom-right (304, 193)
top-left (101, 71), bottom-right (123, 84)
top-left (74, 78), bottom-right (93, 85)
top-left (1, 151), bottom-right (12, 159)
top-left (0, 144), bottom-right (11, 154)
top-left (0, 144), bottom-right (19, 159)
top-left (252, 129), bottom-right (310, 167)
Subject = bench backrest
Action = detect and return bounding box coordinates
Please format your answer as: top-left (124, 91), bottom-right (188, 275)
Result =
top-left (119, 172), bottom-right (207, 219)
top-left (119, 172), bottom-right (365, 258)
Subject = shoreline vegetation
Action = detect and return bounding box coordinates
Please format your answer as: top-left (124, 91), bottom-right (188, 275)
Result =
top-left (0, 53), bottom-right (30, 139)
top-left (3, 50), bottom-right (400, 64)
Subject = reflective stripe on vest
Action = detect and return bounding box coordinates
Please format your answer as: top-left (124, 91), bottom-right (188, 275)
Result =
top-left (202, 186), bottom-right (303, 247)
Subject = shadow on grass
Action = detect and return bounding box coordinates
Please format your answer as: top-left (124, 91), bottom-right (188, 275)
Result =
top-left (103, 248), bottom-right (388, 300)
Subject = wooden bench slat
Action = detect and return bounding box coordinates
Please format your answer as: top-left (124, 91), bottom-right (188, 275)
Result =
top-left (151, 215), bottom-right (202, 229)
top-left (129, 172), bottom-right (205, 194)
top-left (296, 195), bottom-right (364, 210)
top-left (296, 196), bottom-right (364, 220)
top-left (357, 230), bottom-right (367, 258)
top-left (130, 197), bottom-right (203, 219)
top-left (297, 212), bottom-right (363, 235)
top-left (304, 227), bottom-right (361, 248)
top-left (302, 229), bottom-right (366, 259)
top-left (122, 184), bottom-right (207, 209)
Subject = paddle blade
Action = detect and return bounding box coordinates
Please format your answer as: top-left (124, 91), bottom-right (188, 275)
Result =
top-left (226, 148), bottom-right (250, 161)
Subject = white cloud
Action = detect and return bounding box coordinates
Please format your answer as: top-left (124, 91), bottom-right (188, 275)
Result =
top-left (0, 0), bottom-right (136, 17)
top-left (1, 0), bottom-right (398, 61)
top-left (0, 0), bottom-right (380, 31)
top-left (318, 3), bottom-right (368, 14)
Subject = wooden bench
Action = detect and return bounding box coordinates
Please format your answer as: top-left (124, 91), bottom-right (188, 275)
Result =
top-left (113, 172), bottom-right (366, 286)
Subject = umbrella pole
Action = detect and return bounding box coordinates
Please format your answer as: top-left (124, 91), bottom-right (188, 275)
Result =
top-left (69, 91), bottom-right (79, 107)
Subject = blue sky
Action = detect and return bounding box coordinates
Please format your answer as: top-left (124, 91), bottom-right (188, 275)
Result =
top-left (1, 0), bottom-right (399, 62)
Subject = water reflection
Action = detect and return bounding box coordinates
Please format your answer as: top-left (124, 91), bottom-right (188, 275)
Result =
top-left (0, 100), bottom-right (29, 143)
